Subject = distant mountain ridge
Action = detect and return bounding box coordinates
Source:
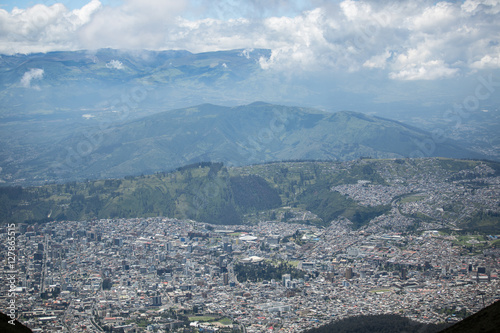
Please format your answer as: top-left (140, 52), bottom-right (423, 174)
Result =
top-left (1, 48), bottom-right (497, 185)
top-left (5, 102), bottom-right (486, 184)
top-left (0, 48), bottom-right (271, 115)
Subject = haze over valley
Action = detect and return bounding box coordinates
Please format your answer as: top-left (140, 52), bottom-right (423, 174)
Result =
top-left (0, 49), bottom-right (499, 185)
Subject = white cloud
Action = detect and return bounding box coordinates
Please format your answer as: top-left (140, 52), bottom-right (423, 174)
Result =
top-left (0, 0), bottom-right (499, 81)
top-left (239, 48), bottom-right (254, 59)
top-left (78, 0), bottom-right (188, 50)
top-left (70, 0), bottom-right (102, 26)
top-left (471, 54), bottom-right (500, 69)
top-left (410, 2), bottom-right (459, 33)
top-left (363, 50), bottom-right (392, 69)
top-left (258, 8), bottom-right (335, 71)
top-left (106, 59), bottom-right (124, 69)
top-left (389, 60), bottom-right (460, 81)
top-left (20, 68), bottom-right (44, 89)
top-left (340, 0), bottom-right (373, 22)
top-left (462, 0), bottom-right (500, 14)
top-left (0, 1), bottom-right (102, 54)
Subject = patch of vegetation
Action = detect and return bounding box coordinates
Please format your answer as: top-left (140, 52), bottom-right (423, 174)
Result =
top-left (217, 317), bottom-right (233, 325)
top-left (230, 175), bottom-right (282, 212)
top-left (436, 158), bottom-right (476, 173)
top-left (188, 315), bottom-right (218, 322)
top-left (400, 195), bottom-right (426, 203)
top-left (234, 260), bottom-right (305, 283)
top-left (452, 235), bottom-right (488, 247)
top-left (407, 212), bottom-right (435, 222)
top-left (461, 211), bottom-right (500, 233)
top-left (0, 162), bottom-right (281, 226)
top-left (297, 183), bottom-right (390, 228)
top-left (436, 306), bottom-right (469, 320)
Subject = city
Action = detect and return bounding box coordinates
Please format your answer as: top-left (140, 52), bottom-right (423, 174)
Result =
top-left (1, 212), bottom-right (498, 332)
top-left (2, 158), bottom-right (500, 332)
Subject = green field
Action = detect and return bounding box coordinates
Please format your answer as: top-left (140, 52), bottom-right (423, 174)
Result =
top-left (188, 315), bottom-right (218, 322)
top-left (217, 317), bottom-right (233, 325)
top-left (399, 195), bottom-right (426, 203)
top-left (187, 316), bottom-right (233, 325)
top-left (452, 235), bottom-right (488, 246)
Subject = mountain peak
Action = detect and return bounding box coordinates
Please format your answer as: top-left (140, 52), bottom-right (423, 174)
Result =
top-left (247, 101), bottom-right (272, 107)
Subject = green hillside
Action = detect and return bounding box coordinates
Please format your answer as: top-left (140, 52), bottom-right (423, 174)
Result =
top-left (1, 158), bottom-right (499, 233)
top-left (0, 162), bottom-right (283, 226)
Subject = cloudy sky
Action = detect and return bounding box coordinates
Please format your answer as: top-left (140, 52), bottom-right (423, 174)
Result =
top-left (0, 0), bottom-right (499, 82)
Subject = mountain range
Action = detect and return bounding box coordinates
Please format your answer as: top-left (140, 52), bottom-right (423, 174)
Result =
top-left (1, 102), bottom-right (487, 185)
top-left (0, 49), bottom-right (497, 185)
top-left (0, 48), bottom-right (271, 116)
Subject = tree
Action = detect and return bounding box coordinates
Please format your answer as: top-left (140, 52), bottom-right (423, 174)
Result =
top-left (102, 278), bottom-right (112, 290)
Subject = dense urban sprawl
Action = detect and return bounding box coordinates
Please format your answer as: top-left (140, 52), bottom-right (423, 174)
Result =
top-left (1, 215), bottom-right (499, 332)
top-left (1, 159), bottom-right (500, 332)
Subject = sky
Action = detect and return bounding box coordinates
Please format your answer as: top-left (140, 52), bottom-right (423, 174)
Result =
top-left (0, 0), bottom-right (499, 81)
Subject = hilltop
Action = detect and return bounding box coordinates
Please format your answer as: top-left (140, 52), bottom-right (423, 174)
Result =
top-left (1, 158), bottom-right (499, 234)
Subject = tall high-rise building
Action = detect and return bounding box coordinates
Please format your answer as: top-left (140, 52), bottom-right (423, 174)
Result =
top-left (223, 273), bottom-right (229, 286)
top-left (223, 242), bottom-right (232, 253)
top-left (151, 295), bottom-right (162, 306)
top-left (345, 267), bottom-right (353, 280)
top-left (282, 274), bottom-right (291, 286)
top-left (401, 268), bottom-right (407, 280)
top-left (219, 254), bottom-right (226, 268)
